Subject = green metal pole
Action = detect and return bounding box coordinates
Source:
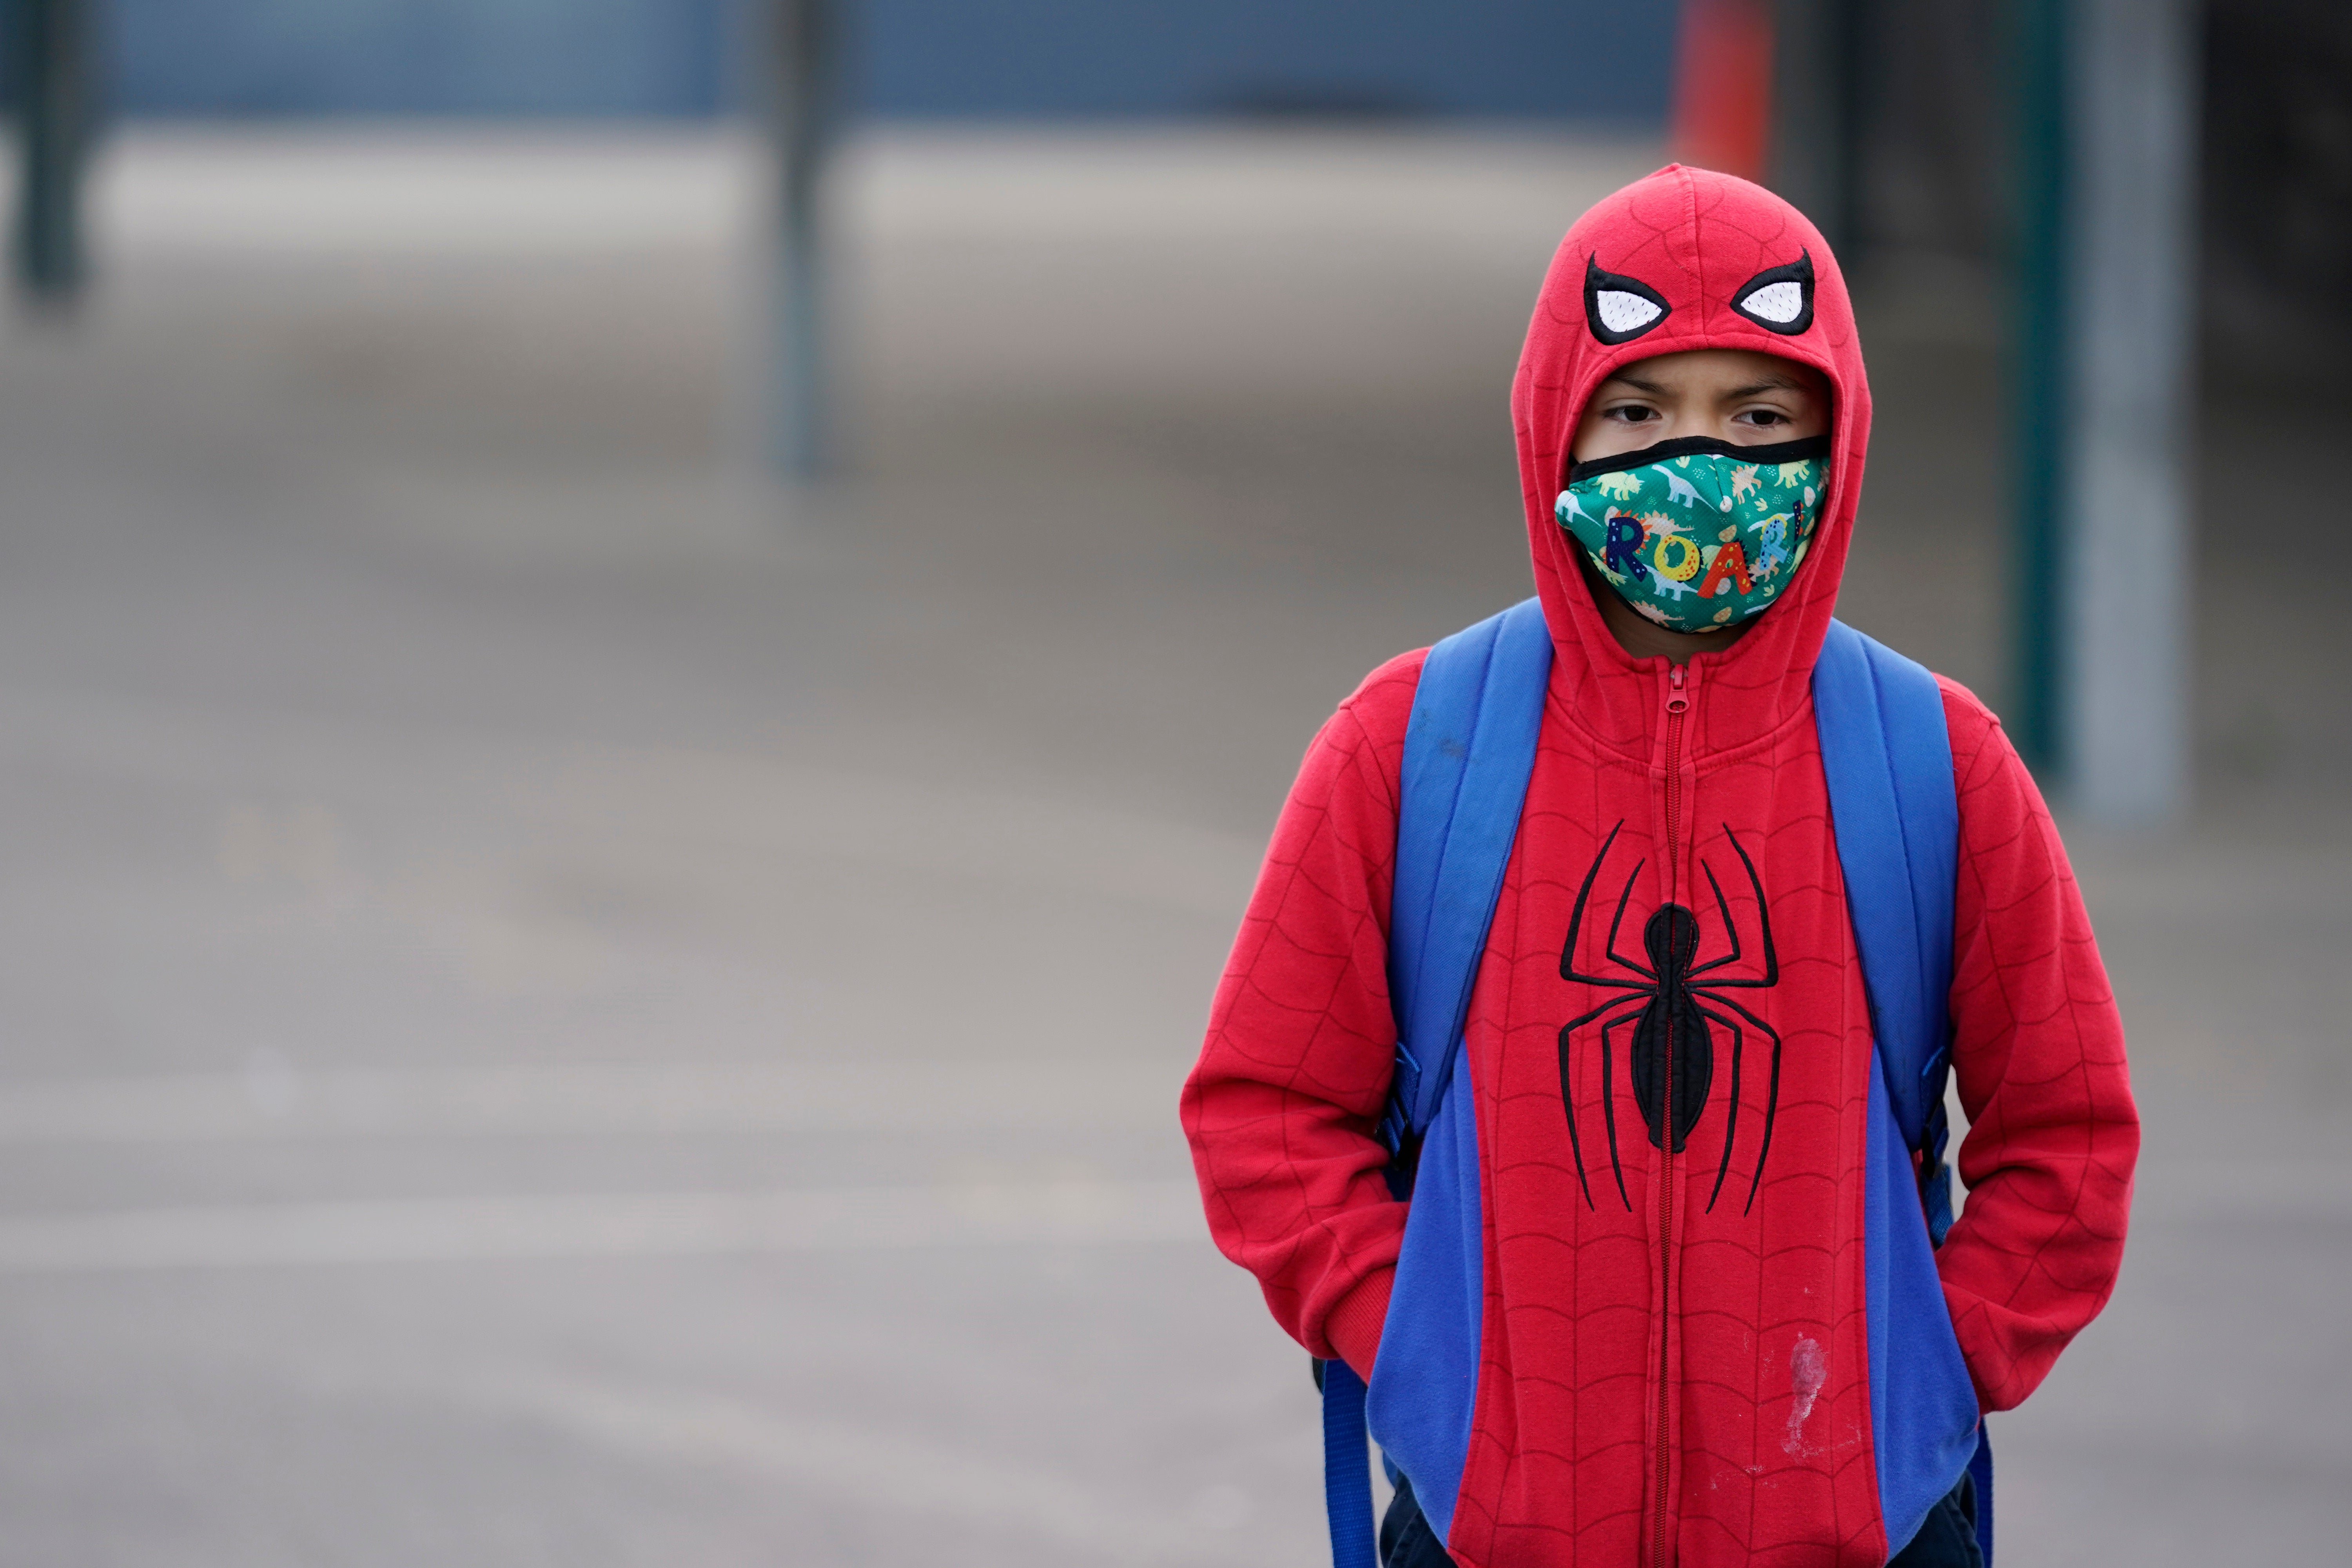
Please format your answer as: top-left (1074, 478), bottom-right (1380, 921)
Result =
top-left (2006, 0), bottom-right (2069, 775)
top-left (10, 0), bottom-right (91, 302)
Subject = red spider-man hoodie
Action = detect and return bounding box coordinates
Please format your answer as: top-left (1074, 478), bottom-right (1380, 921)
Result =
top-left (1182, 166), bottom-right (2138, 1566)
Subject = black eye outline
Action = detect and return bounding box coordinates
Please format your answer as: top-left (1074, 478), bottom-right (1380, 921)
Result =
top-left (1730, 250), bottom-right (1815, 334)
top-left (1583, 254), bottom-right (1673, 345)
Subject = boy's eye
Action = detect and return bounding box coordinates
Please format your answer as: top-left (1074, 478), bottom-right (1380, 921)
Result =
top-left (1609, 405), bottom-right (1659, 422)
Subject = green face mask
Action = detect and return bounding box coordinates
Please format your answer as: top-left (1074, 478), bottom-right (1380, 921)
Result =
top-left (1555, 435), bottom-right (1832, 634)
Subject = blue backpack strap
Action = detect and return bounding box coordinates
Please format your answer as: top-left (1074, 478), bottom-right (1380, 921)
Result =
top-left (1318, 1361), bottom-right (1377, 1568)
top-left (1385, 597), bottom-right (1555, 1156)
top-left (1813, 619), bottom-right (1989, 1562)
top-left (1321, 597), bottom-right (1552, 1568)
top-left (1812, 620), bottom-right (1960, 1205)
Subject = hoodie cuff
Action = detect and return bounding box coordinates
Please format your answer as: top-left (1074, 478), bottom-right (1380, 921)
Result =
top-left (1325, 1267), bottom-right (1395, 1383)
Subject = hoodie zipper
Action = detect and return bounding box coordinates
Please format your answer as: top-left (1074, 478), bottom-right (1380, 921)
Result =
top-left (1653, 662), bottom-right (1690, 1568)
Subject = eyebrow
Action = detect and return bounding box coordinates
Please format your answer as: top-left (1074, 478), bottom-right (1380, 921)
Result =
top-left (1722, 376), bottom-right (1807, 398)
top-left (1597, 373), bottom-right (1812, 401)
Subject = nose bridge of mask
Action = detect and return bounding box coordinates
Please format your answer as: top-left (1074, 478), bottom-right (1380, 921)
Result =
top-left (1556, 446), bottom-right (1825, 634)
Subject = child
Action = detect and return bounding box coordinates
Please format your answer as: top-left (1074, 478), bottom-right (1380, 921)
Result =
top-left (1181, 167), bottom-right (2137, 1568)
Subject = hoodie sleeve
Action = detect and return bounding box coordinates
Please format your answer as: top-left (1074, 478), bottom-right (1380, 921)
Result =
top-left (1933, 677), bottom-right (2140, 1412)
top-left (1179, 651), bottom-right (1425, 1380)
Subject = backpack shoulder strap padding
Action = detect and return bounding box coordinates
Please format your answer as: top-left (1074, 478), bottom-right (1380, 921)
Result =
top-left (1324, 598), bottom-right (1550, 1568)
top-left (1382, 596), bottom-right (1555, 1154)
top-left (1811, 618), bottom-right (1959, 1155)
top-left (1813, 618), bottom-right (1991, 1566)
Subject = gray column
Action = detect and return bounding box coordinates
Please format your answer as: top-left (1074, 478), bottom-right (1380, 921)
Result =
top-left (10, 0), bottom-right (93, 301)
top-left (759, 0), bottom-right (842, 480)
top-left (1767, 0), bottom-right (1864, 256)
top-left (2061, 0), bottom-right (2196, 826)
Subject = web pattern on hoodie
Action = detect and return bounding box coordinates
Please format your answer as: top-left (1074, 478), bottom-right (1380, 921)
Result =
top-left (1183, 669), bottom-right (2136, 1568)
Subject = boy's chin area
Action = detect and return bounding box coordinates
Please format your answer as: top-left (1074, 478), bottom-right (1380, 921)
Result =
top-left (1573, 548), bottom-right (1762, 666)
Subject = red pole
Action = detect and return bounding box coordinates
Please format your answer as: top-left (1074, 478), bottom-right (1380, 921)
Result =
top-left (1672, 0), bottom-right (1775, 182)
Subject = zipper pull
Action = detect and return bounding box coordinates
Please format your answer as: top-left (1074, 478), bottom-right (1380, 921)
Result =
top-left (1664, 663), bottom-right (1690, 714)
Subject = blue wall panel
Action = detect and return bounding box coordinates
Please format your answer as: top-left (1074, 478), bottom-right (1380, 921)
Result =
top-left (861, 0), bottom-right (1675, 120)
top-left (111, 0), bottom-right (734, 117)
top-left (98, 0), bottom-right (1675, 123)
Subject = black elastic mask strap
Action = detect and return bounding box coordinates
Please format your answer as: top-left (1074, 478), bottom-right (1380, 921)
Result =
top-left (1566, 434), bottom-right (1830, 485)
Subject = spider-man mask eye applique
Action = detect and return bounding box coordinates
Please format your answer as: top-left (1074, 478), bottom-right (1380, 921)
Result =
top-left (1730, 249), bottom-right (1817, 335)
top-left (1583, 255), bottom-right (1672, 345)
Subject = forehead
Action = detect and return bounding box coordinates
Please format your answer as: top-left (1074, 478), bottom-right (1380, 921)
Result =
top-left (1597, 348), bottom-right (1828, 393)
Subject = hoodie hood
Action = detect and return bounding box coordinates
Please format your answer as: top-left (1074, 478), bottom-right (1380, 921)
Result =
top-left (1512, 164), bottom-right (1871, 759)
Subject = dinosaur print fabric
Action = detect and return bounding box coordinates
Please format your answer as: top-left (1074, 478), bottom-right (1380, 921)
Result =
top-left (1555, 435), bottom-right (1828, 633)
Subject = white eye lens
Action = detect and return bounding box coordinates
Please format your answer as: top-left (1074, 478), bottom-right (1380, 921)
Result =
top-left (1739, 280), bottom-right (1805, 324)
top-left (1594, 290), bottom-right (1664, 334)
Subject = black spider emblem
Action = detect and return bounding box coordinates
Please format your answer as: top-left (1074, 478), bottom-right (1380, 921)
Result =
top-left (1557, 821), bottom-right (1783, 1213)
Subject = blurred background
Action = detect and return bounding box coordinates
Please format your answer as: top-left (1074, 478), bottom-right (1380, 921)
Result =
top-left (0, 1), bottom-right (2344, 1563)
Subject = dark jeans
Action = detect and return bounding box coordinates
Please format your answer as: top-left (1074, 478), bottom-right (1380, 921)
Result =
top-left (1378, 1473), bottom-right (1452, 1568)
top-left (1890, 1469), bottom-right (1985, 1568)
top-left (1377, 1469), bottom-right (1983, 1568)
